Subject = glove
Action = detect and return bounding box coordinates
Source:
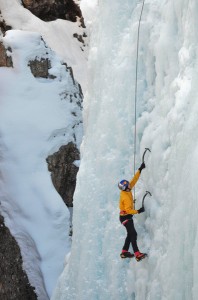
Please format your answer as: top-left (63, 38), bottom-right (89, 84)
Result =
top-left (139, 162), bottom-right (146, 172)
top-left (138, 207), bottom-right (145, 214)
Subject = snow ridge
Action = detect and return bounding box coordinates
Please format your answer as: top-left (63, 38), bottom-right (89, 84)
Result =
top-left (0, 29), bottom-right (82, 299)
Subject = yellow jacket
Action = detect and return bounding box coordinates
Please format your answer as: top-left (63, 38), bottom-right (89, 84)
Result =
top-left (119, 170), bottom-right (140, 215)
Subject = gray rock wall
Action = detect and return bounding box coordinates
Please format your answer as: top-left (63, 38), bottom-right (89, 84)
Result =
top-left (22, 0), bottom-right (83, 23)
top-left (46, 142), bottom-right (80, 207)
top-left (0, 42), bottom-right (13, 67)
top-left (0, 6), bottom-right (83, 297)
top-left (0, 215), bottom-right (38, 300)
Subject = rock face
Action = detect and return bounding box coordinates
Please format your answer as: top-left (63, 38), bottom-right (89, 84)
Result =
top-left (0, 36), bottom-right (37, 299)
top-left (28, 45), bottom-right (82, 210)
top-left (0, 39), bottom-right (82, 299)
top-left (0, 215), bottom-right (38, 300)
top-left (0, 14), bottom-right (13, 67)
top-left (0, 42), bottom-right (13, 67)
top-left (0, 17), bottom-right (83, 298)
top-left (28, 57), bottom-right (56, 79)
top-left (0, 18), bottom-right (12, 36)
top-left (46, 142), bottom-right (80, 207)
top-left (22, 0), bottom-right (83, 23)
top-left (27, 39), bottom-right (83, 209)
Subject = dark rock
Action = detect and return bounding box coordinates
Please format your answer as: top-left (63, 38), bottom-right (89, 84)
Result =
top-left (73, 33), bottom-right (85, 44)
top-left (28, 56), bottom-right (80, 80)
top-left (0, 42), bottom-right (13, 67)
top-left (0, 18), bottom-right (12, 36)
top-left (22, 0), bottom-right (83, 23)
top-left (46, 142), bottom-right (80, 207)
top-left (62, 62), bottom-right (75, 85)
top-left (28, 57), bottom-right (56, 78)
top-left (0, 214), bottom-right (38, 300)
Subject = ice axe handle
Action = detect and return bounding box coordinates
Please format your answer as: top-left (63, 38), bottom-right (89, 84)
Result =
top-left (142, 191), bottom-right (152, 207)
top-left (142, 148), bottom-right (151, 163)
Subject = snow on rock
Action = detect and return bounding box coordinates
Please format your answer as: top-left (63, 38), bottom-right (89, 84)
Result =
top-left (0, 0), bottom-right (88, 91)
top-left (0, 29), bottom-right (82, 299)
top-left (21, 0), bottom-right (82, 22)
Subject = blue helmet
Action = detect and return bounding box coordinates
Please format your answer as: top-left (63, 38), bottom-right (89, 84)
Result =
top-left (118, 180), bottom-right (129, 191)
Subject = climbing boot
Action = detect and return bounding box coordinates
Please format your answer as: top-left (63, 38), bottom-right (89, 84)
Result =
top-left (135, 251), bottom-right (147, 261)
top-left (120, 251), bottom-right (134, 259)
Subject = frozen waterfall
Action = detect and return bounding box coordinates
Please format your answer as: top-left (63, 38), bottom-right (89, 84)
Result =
top-left (52, 0), bottom-right (198, 299)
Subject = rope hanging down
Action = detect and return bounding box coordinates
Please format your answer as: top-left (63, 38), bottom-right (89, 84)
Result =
top-left (133, 0), bottom-right (146, 204)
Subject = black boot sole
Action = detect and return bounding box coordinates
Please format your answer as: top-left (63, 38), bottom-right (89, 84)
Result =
top-left (135, 254), bottom-right (147, 262)
top-left (120, 253), bottom-right (134, 259)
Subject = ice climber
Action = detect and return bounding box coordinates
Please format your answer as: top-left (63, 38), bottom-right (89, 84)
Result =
top-left (118, 162), bottom-right (147, 261)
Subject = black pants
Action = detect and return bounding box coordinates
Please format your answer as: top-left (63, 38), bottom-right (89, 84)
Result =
top-left (120, 216), bottom-right (139, 253)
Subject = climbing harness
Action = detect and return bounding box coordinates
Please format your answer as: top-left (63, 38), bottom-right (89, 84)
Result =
top-left (142, 191), bottom-right (152, 208)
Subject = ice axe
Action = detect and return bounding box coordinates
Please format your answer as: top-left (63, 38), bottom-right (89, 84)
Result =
top-left (142, 147), bottom-right (151, 163)
top-left (142, 191), bottom-right (152, 208)
top-left (134, 148), bottom-right (151, 208)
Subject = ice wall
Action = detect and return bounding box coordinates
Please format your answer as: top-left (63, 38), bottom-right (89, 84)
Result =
top-left (52, 0), bottom-right (198, 299)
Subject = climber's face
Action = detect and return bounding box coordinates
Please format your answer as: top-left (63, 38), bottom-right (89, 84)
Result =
top-left (125, 184), bottom-right (131, 192)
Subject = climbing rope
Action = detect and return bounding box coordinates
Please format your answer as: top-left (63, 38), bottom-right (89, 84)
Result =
top-left (133, 0), bottom-right (146, 205)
